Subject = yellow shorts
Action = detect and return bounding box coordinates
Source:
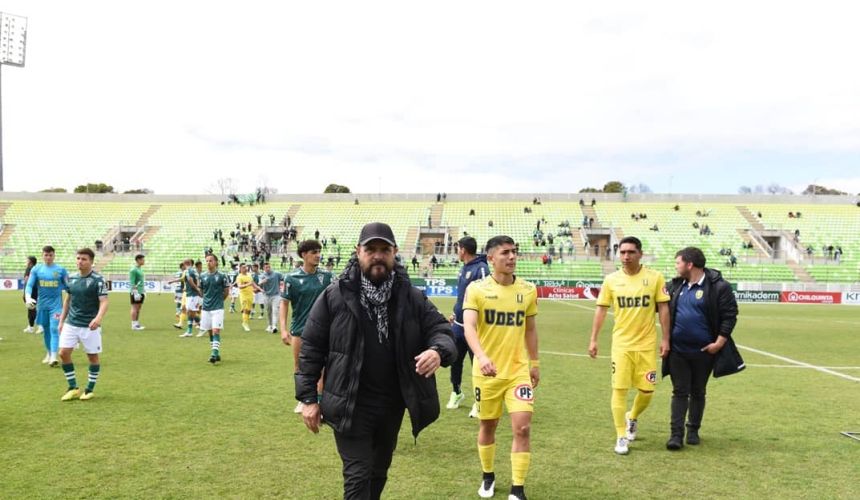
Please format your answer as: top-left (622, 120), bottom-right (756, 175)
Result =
top-left (239, 295), bottom-right (254, 311)
top-left (611, 350), bottom-right (657, 391)
top-left (473, 372), bottom-right (534, 420)
top-left (181, 293), bottom-right (187, 308)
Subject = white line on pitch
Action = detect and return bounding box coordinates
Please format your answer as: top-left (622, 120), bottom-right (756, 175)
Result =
top-left (550, 300), bottom-right (860, 383)
top-left (735, 344), bottom-right (860, 383)
top-left (539, 351), bottom-right (860, 370)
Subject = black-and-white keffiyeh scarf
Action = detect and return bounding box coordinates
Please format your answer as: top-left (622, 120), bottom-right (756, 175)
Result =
top-left (359, 272), bottom-right (394, 344)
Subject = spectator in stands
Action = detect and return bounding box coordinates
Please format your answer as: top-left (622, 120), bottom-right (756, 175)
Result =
top-left (788, 212), bottom-right (795, 218)
top-left (806, 245), bottom-right (814, 256)
top-left (612, 243), bottom-right (619, 257)
top-left (442, 193), bottom-right (447, 201)
top-left (794, 229), bottom-right (800, 242)
top-left (695, 210), bottom-right (702, 217)
top-left (314, 229), bottom-right (320, 240)
top-left (835, 246), bottom-right (843, 263)
top-left (589, 217), bottom-right (594, 228)
top-left (437, 193), bottom-right (441, 202)
top-left (583, 215), bottom-right (589, 227)
top-left (354, 198), bottom-right (359, 205)
top-left (411, 255), bottom-right (419, 271)
top-left (673, 204), bottom-right (680, 211)
top-left (632, 213), bottom-right (638, 220)
top-left (430, 254), bottom-right (439, 269)
top-left (692, 222), bottom-right (699, 229)
top-left (757, 211), bottom-right (762, 218)
top-left (590, 198), bottom-right (596, 207)
top-left (729, 255), bottom-right (737, 268)
top-left (650, 224), bottom-right (659, 232)
top-left (257, 215), bottom-right (263, 227)
top-left (579, 199), bottom-right (585, 206)
top-left (488, 220), bottom-right (494, 227)
top-left (469, 209), bottom-right (476, 216)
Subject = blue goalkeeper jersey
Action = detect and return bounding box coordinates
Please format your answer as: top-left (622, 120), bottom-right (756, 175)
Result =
top-left (25, 263), bottom-right (69, 311)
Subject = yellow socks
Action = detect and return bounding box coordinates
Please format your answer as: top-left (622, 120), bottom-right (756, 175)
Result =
top-left (612, 389), bottom-right (628, 438)
top-left (630, 390), bottom-right (653, 420)
top-left (242, 311), bottom-right (250, 323)
top-left (478, 443), bottom-right (496, 473)
top-left (511, 452), bottom-right (531, 486)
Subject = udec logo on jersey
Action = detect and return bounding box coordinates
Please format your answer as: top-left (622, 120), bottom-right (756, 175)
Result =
top-left (514, 384), bottom-right (534, 402)
top-left (484, 309), bottom-right (525, 326)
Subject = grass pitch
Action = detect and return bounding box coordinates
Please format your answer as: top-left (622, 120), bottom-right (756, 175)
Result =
top-left (0, 293), bottom-right (858, 499)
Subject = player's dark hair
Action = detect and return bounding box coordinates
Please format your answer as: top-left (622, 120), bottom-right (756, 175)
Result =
top-left (205, 254), bottom-right (218, 265)
top-left (298, 239), bottom-right (322, 257)
top-left (27, 256), bottom-right (37, 266)
top-left (485, 235), bottom-right (516, 254)
top-left (76, 247), bottom-right (95, 260)
top-left (458, 236), bottom-right (478, 255)
top-left (135, 254), bottom-right (145, 262)
top-left (42, 245), bottom-right (55, 254)
top-left (195, 260), bottom-right (202, 266)
top-left (618, 236), bottom-right (643, 252)
top-left (178, 262), bottom-right (184, 270)
top-left (676, 247), bottom-right (706, 268)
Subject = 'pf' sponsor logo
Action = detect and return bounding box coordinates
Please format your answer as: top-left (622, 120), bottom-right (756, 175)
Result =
top-left (514, 384), bottom-right (534, 402)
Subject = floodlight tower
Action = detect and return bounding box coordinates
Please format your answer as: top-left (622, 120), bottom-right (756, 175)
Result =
top-left (0, 12), bottom-right (28, 192)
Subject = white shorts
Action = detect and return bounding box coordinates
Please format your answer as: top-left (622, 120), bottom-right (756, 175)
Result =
top-left (254, 292), bottom-right (265, 305)
top-left (230, 287), bottom-right (239, 298)
top-left (186, 296), bottom-right (202, 312)
top-left (60, 324), bottom-right (103, 354)
top-left (200, 309), bottom-right (225, 331)
top-left (174, 292), bottom-right (183, 304)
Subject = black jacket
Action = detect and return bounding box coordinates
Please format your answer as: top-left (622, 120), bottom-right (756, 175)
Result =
top-left (663, 268), bottom-right (741, 378)
top-left (295, 258), bottom-right (456, 438)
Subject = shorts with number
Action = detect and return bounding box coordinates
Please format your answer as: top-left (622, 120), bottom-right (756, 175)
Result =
top-left (60, 324), bottom-right (102, 354)
top-left (254, 292), bottom-right (265, 305)
top-left (611, 350), bottom-right (657, 391)
top-left (174, 292), bottom-right (183, 304)
top-left (239, 295), bottom-right (254, 311)
top-left (200, 309), bottom-right (225, 331)
top-left (472, 372), bottom-right (534, 420)
top-left (230, 287), bottom-right (239, 298)
top-left (129, 293), bottom-right (145, 305)
top-left (186, 296), bottom-right (202, 312)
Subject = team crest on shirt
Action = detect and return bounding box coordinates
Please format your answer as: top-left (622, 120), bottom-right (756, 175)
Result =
top-left (645, 371), bottom-right (657, 384)
top-left (643, 278), bottom-right (649, 286)
top-left (466, 271), bottom-right (472, 279)
top-left (514, 384), bottom-right (534, 402)
top-left (695, 290), bottom-right (704, 300)
top-left (317, 274), bottom-right (325, 285)
top-left (299, 279), bottom-right (304, 285)
top-left (53, 271), bottom-right (59, 278)
top-left (516, 293), bottom-right (524, 303)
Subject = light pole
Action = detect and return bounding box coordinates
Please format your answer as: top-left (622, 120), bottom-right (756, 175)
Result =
top-left (0, 12), bottom-right (28, 192)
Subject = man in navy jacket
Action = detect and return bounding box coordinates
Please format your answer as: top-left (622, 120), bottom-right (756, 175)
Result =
top-left (447, 236), bottom-right (490, 416)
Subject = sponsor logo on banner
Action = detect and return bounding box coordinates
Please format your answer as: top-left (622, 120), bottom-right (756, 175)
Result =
top-left (537, 286), bottom-right (601, 300)
top-left (733, 290), bottom-right (780, 303)
top-left (0, 278), bottom-right (19, 290)
top-left (780, 291), bottom-right (842, 304)
top-left (842, 291), bottom-right (860, 305)
top-left (110, 280), bottom-right (160, 293)
top-left (411, 278), bottom-right (458, 297)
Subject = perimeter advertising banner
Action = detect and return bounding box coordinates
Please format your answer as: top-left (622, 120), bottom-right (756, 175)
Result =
top-left (0, 278), bottom-right (21, 290)
top-left (536, 286), bottom-right (601, 300)
top-left (411, 278), bottom-right (458, 297)
top-left (842, 291), bottom-right (860, 305)
top-left (733, 290), bottom-right (780, 303)
top-left (779, 291), bottom-right (842, 304)
top-left (108, 280), bottom-right (161, 293)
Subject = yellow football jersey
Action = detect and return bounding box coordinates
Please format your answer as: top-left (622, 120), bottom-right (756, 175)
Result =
top-left (236, 273), bottom-right (255, 299)
top-left (464, 276), bottom-right (538, 379)
top-left (596, 266), bottom-right (669, 352)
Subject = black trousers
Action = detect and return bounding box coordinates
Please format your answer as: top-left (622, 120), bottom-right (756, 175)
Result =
top-left (450, 324), bottom-right (473, 394)
top-left (334, 404), bottom-right (405, 500)
top-left (668, 350), bottom-right (715, 436)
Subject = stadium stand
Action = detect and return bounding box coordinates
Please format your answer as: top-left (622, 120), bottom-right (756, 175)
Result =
top-left (0, 195), bottom-right (857, 284)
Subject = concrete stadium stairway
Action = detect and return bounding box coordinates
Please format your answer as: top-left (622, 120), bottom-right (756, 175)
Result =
top-left (786, 260), bottom-right (815, 283)
top-left (736, 206), bottom-right (765, 231)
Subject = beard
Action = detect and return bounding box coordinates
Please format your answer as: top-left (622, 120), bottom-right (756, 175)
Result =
top-left (361, 261), bottom-right (393, 285)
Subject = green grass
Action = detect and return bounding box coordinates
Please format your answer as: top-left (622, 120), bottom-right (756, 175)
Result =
top-left (0, 294), bottom-right (858, 499)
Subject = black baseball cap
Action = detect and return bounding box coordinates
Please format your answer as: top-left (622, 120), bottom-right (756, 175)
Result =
top-left (358, 222), bottom-right (397, 247)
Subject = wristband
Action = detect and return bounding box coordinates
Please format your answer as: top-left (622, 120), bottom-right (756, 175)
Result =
top-left (530, 359), bottom-right (540, 368)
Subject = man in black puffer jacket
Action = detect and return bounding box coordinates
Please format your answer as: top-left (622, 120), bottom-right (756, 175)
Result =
top-left (663, 247), bottom-right (738, 450)
top-left (296, 222), bottom-right (456, 500)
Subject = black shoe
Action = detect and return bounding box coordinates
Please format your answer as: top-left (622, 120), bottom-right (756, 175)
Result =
top-left (215, 355), bottom-right (221, 362)
top-left (209, 355), bottom-right (218, 364)
top-left (666, 435), bottom-right (684, 450)
top-left (509, 485), bottom-right (527, 500)
top-left (686, 429), bottom-right (700, 445)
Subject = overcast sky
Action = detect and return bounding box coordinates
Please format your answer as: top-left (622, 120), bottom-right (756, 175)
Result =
top-left (2, 1), bottom-right (859, 195)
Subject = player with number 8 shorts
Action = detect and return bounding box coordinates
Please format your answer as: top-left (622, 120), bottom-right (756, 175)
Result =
top-left (463, 235), bottom-right (539, 500)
